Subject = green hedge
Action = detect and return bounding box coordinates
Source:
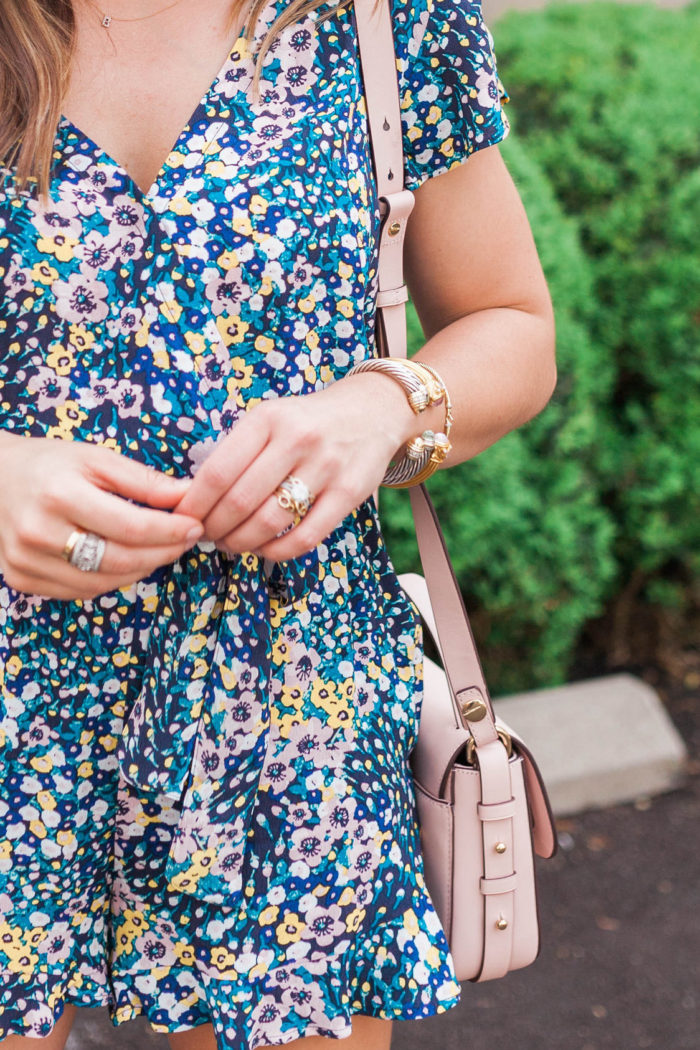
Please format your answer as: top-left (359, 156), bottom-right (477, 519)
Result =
top-left (380, 2), bottom-right (700, 692)
top-left (495, 0), bottom-right (700, 591)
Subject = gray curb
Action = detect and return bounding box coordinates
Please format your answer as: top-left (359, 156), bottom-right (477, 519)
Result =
top-left (493, 672), bottom-right (689, 816)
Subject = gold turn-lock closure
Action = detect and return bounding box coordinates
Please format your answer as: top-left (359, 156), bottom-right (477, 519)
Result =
top-left (496, 917), bottom-right (509, 931)
top-left (460, 697), bottom-right (487, 721)
top-left (495, 842), bottom-right (507, 855)
top-left (388, 221), bottom-right (402, 236)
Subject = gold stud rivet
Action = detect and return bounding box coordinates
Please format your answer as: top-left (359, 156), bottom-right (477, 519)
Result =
top-left (461, 698), bottom-right (487, 721)
top-left (388, 221), bottom-right (401, 236)
top-left (496, 917), bottom-right (509, 931)
top-left (495, 842), bottom-right (507, 854)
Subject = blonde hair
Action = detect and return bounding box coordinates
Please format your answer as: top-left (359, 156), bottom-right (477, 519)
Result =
top-left (0, 0), bottom-right (347, 198)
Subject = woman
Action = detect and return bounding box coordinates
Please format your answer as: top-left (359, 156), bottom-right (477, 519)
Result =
top-left (0, 0), bottom-right (555, 1047)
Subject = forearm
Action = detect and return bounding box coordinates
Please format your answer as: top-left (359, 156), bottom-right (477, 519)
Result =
top-left (412, 304), bottom-right (557, 467)
top-left (342, 304), bottom-right (556, 470)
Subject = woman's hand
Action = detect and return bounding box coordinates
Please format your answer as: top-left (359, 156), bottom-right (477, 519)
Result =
top-left (0, 434), bottom-right (203, 601)
top-left (174, 373), bottom-right (425, 562)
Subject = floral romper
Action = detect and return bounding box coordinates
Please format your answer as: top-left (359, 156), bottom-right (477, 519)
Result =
top-left (0, 0), bottom-right (508, 1045)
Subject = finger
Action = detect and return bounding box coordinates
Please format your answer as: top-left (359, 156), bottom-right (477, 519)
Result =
top-left (83, 445), bottom-right (193, 508)
top-left (2, 537), bottom-right (200, 601)
top-left (68, 480), bottom-right (203, 549)
top-left (254, 486), bottom-right (358, 562)
top-left (217, 489), bottom-right (301, 554)
top-left (175, 415), bottom-right (272, 522)
top-left (202, 442), bottom-right (303, 541)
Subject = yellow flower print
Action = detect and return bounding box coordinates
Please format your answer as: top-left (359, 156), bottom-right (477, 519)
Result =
top-left (228, 357), bottom-right (254, 390)
top-left (29, 820), bottom-right (47, 840)
top-left (117, 908), bottom-right (148, 953)
top-left (209, 946), bottom-right (239, 976)
top-left (439, 137), bottom-right (456, 159)
top-left (402, 909), bottom-right (420, 937)
top-left (217, 315), bottom-right (250, 347)
top-left (37, 233), bottom-right (78, 261)
top-left (177, 848), bottom-right (217, 883)
top-left (310, 680), bottom-right (353, 730)
top-left (298, 295), bottom-right (315, 314)
top-left (219, 662), bottom-right (237, 691)
top-left (254, 335), bottom-right (274, 354)
top-left (274, 710), bottom-right (301, 739)
top-left (173, 940), bottom-right (196, 967)
top-left (56, 829), bottom-right (76, 849)
top-left (338, 261), bottom-right (352, 280)
top-left (31, 261), bottom-right (58, 285)
top-left (6, 655), bottom-right (22, 677)
top-left (205, 159), bottom-right (227, 179)
top-left (134, 319), bottom-right (150, 348)
top-left (345, 908), bottom-right (366, 933)
top-left (152, 347), bottom-right (170, 368)
top-left (185, 330), bottom-right (207, 356)
top-left (426, 104), bottom-right (441, 126)
top-left (279, 684), bottom-right (303, 710)
top-left (258, 904), bottom-right (279, 926)
top-left (169, 197), bottom-right (193, 216)
top-left (30, 755), bottom-right (53, 774)
top-left (276, 912), bottom-right (306, 945)
top-left (159, 299), bottom-right (183, 323)
top-left (232, 215), bottom-right (252, 237)
top-left (0, 840), bottom-right (12, 861)
top-left (68, 324), bottom-right (95, 352)
top-left (192, 658), bottom-right (209, 680)
top-left (271, 637), bottom-right (292, 668)
top-left (336, 299), bottom-right (354, 319)
top-left (217, 249), bottom-right (239, 270)
top-left (250, 194), bottom-right (268, 215)
top-left (5, 946), bottom-right (39, 973)
top-left (55, 401), bottom-right (87, 431)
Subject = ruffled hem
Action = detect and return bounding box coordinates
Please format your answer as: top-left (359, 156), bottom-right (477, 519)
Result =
top-left (0, 920), bottom-right (461, 1048)
top-left (0, 969), bottom-right (111, 1041)
top-left (0, 982), bottom-right (459, 1050)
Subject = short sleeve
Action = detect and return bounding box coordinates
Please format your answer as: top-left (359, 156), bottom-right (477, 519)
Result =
top-left (392, 0), bottom-right (510, 191)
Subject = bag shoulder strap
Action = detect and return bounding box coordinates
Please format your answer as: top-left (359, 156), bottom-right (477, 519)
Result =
top-left (354, 0), bottom-right (500, 750)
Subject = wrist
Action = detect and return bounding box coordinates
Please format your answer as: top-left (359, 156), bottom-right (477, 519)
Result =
top-left (341, 370), bottom-right (444, 450)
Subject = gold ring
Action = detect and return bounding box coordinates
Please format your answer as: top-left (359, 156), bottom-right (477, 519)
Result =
top-left (275, 475), bottom-right (314, 520)
top-left (61, 530), bottom-right (84, 563)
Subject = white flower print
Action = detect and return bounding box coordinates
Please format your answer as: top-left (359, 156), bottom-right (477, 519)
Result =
top-left (27, 366), bottom-right (71, 412)
top-left (52, 271), bottom-right (109, 323)
top-left (475, 66), bottom-right (499, 109)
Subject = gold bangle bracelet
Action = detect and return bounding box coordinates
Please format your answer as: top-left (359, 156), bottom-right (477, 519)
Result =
top-left (344, 358), bottom-right (435, 414)
top-left (381, 358), bottom-right (454, 487)
top-left (395, 358), bottom-right (454, 441)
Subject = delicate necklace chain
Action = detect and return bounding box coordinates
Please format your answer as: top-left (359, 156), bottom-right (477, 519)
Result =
top-left (97, 0), bottom-right (185, 28)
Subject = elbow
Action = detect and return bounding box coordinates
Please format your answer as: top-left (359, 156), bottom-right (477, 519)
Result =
top-left (529, 300), bottom-right (557, 419)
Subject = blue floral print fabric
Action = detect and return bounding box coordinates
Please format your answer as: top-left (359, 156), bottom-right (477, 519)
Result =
top-left (0, 0), bottom-right (508, 1044)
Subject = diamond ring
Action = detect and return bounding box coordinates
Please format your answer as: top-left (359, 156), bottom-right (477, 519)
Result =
top-left (275, 475), bottom-right (315, 521)
top-left (61, 530), bottom-right (107, 573)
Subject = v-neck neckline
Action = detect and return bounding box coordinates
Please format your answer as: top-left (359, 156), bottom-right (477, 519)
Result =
top-left (58, 7), bottom-right (274, 203)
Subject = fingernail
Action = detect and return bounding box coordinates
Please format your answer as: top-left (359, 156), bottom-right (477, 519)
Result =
top-left (186, 526), bottom-right (203, 544)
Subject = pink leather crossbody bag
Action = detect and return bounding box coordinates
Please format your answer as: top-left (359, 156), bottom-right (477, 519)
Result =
top-left (354, 0), bottom-right (558, 983)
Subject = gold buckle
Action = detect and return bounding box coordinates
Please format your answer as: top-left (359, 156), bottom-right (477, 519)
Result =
top-left (465, 728), bottom-right (513, 767)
